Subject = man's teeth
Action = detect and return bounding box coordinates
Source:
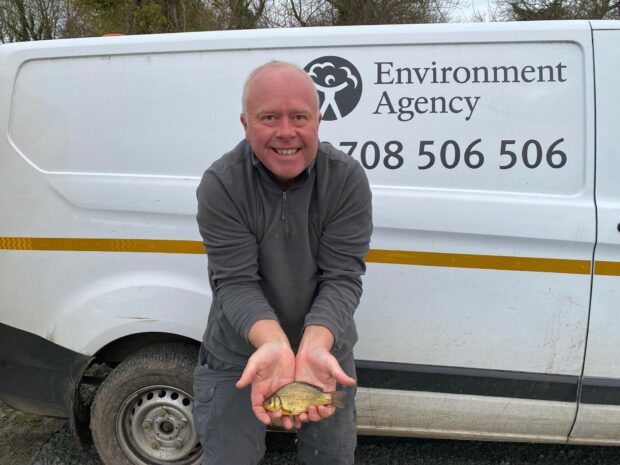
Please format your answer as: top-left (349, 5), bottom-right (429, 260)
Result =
top-left (275, 148), bottom-right (298, 155)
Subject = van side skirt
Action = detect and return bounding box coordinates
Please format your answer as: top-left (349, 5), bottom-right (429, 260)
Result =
top-left (0, 322), bottom-right (92, 420)
top-left (356, 360), bottom-right (578, 402)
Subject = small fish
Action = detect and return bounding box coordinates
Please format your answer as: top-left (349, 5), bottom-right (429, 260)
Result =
top-left (263, 382), bottom-right (345, 415)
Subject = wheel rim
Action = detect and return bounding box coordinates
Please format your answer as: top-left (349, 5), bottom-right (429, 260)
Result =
top-left (116, 384), bottom-right (202, 465)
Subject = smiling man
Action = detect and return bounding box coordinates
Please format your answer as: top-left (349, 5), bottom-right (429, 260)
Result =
top-left (193, 61), bottom-right (372, 465)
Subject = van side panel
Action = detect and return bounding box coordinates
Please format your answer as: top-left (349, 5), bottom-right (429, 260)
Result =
top-left (2, 25), bottom-right (595, 372)
top-left (570, 26), bottom-right (620, 445)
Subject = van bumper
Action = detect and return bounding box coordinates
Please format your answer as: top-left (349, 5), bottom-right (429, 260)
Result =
top-left (0, 322), bottom-right (93, 438)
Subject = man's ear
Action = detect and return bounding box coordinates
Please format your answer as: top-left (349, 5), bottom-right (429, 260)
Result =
top-left (240, 113), bottom-right (248, 132)
top-left (318, 113), bottom-right (322, 125)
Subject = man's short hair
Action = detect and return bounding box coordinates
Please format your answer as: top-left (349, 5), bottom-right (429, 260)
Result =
top-left (241, 61), bottom-right (320, 117)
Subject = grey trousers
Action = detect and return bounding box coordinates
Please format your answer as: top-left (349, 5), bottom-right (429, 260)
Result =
top-left (193, 347), bottom-right (357, 465)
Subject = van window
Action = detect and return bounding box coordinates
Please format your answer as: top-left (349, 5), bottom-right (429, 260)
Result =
top-left (10, 52), bottom-right (244, 177)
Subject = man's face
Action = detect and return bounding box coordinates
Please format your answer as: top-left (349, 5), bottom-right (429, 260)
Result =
top-left (241, 67), bottom-right (321, 187)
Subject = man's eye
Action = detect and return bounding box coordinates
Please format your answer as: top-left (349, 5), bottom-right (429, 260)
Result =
top-left (262, 115), bottom-right (275, 121)
top-left (294, 114), bottom-right (308, 120)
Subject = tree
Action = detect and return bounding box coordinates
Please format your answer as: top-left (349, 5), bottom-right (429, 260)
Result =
top-left (502, 0), bottom-right (619, 20)
top-left (64, 0), bottom-right (216, 37)
top-left (284, 0), bottom-right (336, 26)
top-left (281, 0), bottom-right (455, 26)
top-left (1, 0), bottom-right (461, 42)
top-left (0, 0), bottom-right (65, 42)
top-left (332, 0), bottom-right (438, 24)
top-left (210, 0), bottom-right (267, 29)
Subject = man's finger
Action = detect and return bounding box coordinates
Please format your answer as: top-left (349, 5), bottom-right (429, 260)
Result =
top-left (317, 404), bottom-right (335, 419)
top-left (306, 405), bottom-right (321, 422)
top-left (281, 415), bottom-right (294, 430)
top-left (267, 410), bottom-right (283, 424)
top-left (252, 405), bottom-right (272, 425)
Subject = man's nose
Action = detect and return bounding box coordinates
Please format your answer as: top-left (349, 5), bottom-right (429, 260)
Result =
top-left (276, 118), bottom-right (295, 138)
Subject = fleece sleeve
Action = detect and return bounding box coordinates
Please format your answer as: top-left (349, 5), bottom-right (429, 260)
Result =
top-left (303, 161), bottom-right (373, 349)
top-left (196, 170), bottom-right (278, 343)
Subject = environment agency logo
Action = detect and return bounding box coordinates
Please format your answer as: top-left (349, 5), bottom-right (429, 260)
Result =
top-left (305, 56), bottom-right (362, 121)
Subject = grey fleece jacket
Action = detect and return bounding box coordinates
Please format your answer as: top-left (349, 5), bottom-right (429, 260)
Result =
top-left (196, 139), bottom-right (372, 367)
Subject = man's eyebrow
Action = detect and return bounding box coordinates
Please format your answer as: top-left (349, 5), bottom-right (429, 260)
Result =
top-left (255, 109), bottom-right (279, 116)
top-left (254, 107), bottom-right (312, 116)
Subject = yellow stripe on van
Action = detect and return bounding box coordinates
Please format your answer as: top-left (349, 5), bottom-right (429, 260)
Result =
top-left (594, 261), bottom-right (620, 277)
top-left (0, 237), bottom-right (204, 254)
top-left (365, 249), bottom-right (591, 275)
top-left (0, 236), bottom-right (611, 275)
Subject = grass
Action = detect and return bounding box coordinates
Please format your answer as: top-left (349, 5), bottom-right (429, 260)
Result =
top-left (11, 412), bottom-right (44, 427)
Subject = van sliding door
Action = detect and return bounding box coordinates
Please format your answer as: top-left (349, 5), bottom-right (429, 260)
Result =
top-left (570, 23), bottom-right (620, 445)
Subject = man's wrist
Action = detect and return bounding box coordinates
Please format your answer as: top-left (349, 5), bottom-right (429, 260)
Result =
top-left (247, 319), bottom-right (291, 349)
top-left (298, 325), bottom-right (334, 352)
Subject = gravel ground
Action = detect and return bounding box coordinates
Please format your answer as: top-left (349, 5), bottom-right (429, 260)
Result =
top-left (0, 402), bottom-right (62, 465)
top-left (23, 420), bottom-right (620, 465)
top-left (3, 398), bottom-right (620, 465)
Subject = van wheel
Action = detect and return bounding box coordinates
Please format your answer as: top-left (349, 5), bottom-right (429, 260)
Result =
top-left (91, 343), bottom-right (202, 465)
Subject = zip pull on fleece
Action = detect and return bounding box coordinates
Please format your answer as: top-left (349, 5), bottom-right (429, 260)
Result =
top-left (281, 191), bottom-right (289, 238)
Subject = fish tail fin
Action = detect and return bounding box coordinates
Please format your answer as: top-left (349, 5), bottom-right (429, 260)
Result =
top-left (330, 390), bottom-right (346, 408)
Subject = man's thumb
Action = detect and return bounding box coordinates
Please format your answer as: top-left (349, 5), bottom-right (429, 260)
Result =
top-left (330, 361), bottom-right (356, 387)
top-left (236, 364), bottom-right (256, 389)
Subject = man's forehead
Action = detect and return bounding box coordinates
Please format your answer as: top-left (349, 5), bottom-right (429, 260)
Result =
top-left (247, 74), bottom-right (317, 111)
top-left (252, 64), bottom-right (306, 83)
top-left (251, 69), bottom-right (310, 94)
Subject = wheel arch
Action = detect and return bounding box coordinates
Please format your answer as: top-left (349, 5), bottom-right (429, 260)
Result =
top-left (73, 332), bottom-right (200, 446)
top-left (93, 332), bottom-right (200, 365)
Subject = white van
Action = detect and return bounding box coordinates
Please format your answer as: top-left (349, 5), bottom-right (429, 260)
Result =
top-left (1, 19), bottom-right (619, 465)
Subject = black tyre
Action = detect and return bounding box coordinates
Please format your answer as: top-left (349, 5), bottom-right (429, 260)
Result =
top-left (91, 343), bottom-right (202, 465)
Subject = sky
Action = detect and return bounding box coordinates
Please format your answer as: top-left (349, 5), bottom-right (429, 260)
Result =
top-left (450, 0), bottom-right (500, 21)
